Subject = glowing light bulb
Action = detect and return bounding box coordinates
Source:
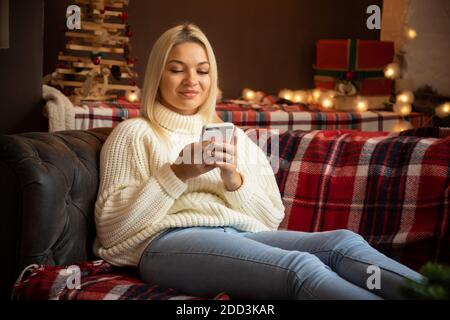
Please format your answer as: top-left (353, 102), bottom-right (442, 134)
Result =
top-left (320, 95), bottom-right (334, 109)
top-left (392, 120), bottom-right (413, 132)
top-left (125, 88), bottom-right (140, 102)
top-left (400, 105), bottom-right (412, 116)
top-left (402, 106), bottom-right (411, 115)
top-left (405, 28), bottom-right (417, 40)
top-left (394, 103), bottom-right (412, 116)
top-left (384, 63), bottom-right (400, 80)
top-left (293, 90), bottom-right (308, 103)
top-left (436, 102), bottom-right (450, 118)
top-left (278, 89), bottom-right (294, 101)
top-left (355, 98), bottom-right (369, 112)
top-left (396, 91), bottom-right (415, 104)
top-left (242, 88), bottom-right (256, 101)
top-left (312, 89), bottom-right (322, 102)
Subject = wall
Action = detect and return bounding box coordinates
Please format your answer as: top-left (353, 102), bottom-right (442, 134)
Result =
top-left (382, 0), bottom-right (450, 97)
top-left (402, 0), bottom-right (450, 96)
top-left (43, 0), bottom-right (381, 99)
top-left (381, 0), bottom-right (408, 54)
top-left (0, 0), bottom-right (46, 134)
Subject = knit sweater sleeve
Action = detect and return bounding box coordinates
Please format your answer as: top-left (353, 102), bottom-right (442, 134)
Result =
top-left (222, 128), bottom-right (285, 230)
top-left (94, 120), bottom-right (188, 249)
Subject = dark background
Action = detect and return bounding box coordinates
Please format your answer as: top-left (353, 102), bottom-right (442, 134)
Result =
top-left (0, 0), bottom-right (382, 134)
top-left (0, 0), bottom-right (46, 134)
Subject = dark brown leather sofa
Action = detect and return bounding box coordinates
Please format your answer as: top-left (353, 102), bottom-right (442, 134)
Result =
top-left (0, 128), bottom-right (112, 299)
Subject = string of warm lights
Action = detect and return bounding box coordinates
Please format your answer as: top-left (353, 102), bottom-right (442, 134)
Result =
top-left (384, 24), bottom-right (449, 123)
top-left (241, 23), bottom-right (448, 131)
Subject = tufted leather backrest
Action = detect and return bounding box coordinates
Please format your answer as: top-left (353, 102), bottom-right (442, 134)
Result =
top-left (0, 127), bottom-right (112, 297)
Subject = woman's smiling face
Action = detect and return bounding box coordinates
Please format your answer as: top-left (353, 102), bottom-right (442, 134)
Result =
top-left (159, 42), bottom-right (211, 115)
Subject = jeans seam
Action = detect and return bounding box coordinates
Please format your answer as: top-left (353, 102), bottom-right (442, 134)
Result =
top-left (144, 250), bottom-right (319, 299)
top-left (310, 249), bottom-right (415, 280)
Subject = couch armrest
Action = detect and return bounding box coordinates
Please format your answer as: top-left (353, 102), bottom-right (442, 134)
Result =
top-left (0, 128), bottom-right (111, 298)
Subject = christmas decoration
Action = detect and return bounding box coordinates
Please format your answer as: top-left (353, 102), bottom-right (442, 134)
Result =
top-left (292, 90), bottom-right (308, 104)
top-left (242, 88), bottom-right (256, 101)
top-left (278, 89), bottom-right (294, 101)
top-left (396, 90), bottom-right (415, 104)
top-left (435, 102), bottom-right (450, 119)
top-left (125, 88), bottom-right (140, 103)
top-left (405, 27), bottom-right (418, 40)
top-left (319, 94), bottom-right (334, 109)
top-left (311, 88), bottom-right (323, 102)
top-left (393, 103), bottom-right (412, 116)
top-left (400, 262), bottom-right (450, 300)
top-left (392, 120), bottom-right (413, 132)
top-left (48, 0), bottom-right (139, 102)
top-left (314, 40), bottom-right (394, 112)
top-left (111, 65), bottom-right (122, 80)
top-left (386, 19), bottom-right (421, 128)
top-left (411, 85), bottom-right (450, 127)
top-left (384, 63), bottom-right (400, 80)
top-left (355, 98), bottom-right (369, 112)
top-left (314, 40), bottom-right (395, 96)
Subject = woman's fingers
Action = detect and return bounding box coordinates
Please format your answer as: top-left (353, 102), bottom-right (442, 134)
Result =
top-left (213, 160), bottom-right (234, 172)
top-left (198, 134), bottom-right (239, 167)
top-left (212, 151), bottom-right (233, 164)
top-left (206, 141), bottom-right (235, 157)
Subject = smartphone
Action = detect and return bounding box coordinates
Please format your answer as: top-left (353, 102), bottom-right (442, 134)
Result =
top-left (200, 122), bottom-right (235, 143)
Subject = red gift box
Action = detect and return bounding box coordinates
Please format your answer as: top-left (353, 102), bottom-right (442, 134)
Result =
top-left (314, 40), bottom-right (395, 96)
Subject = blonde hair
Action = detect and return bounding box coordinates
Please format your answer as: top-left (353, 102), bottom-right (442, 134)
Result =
top-left (140, 23), bottom-right (223, 141)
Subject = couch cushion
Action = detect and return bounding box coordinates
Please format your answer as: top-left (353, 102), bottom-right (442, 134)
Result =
top-left (267, 127), bottom-right (450, 270)
top-left (12, 260), bottom-right (230, 300)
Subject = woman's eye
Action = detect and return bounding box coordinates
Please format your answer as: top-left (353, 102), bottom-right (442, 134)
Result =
top-left (170, 70), bottom-right (183, 73)
top-left (198, 70), bottom-right (209, 75)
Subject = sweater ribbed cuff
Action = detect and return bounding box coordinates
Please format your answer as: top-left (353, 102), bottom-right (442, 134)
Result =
top-left (154, 162), bottom-right (188, 199)
top-left (222, 173), bottom-right (257, 209)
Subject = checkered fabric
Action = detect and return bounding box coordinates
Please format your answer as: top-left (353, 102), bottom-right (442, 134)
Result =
top-left (12, 260), bottom-right (230, 300)
top-left (74, 98), bottom-right (141, 130)
top-left (217, 108), bottom-right (429, 133)
top-left (70, 99), bottom-right (430, 133)
top-left (265, 126), bottom-right (450, 270)
top-left (13, 126), bottom-right (449, 299)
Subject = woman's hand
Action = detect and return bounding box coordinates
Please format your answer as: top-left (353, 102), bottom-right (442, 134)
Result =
top-left (170, 139), bottom-right (217, 182)
top-left (170, 135), bottom-right (243, 191)
top-left (209, 135), bottom-right (242, 191)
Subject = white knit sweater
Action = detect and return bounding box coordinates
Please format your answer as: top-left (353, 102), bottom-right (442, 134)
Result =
top-left (93, 102), bottom-right (286, 266)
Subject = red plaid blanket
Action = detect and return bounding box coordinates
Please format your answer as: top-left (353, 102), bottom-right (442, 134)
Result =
top-left (68, 99), bottom-right (430, 132)
top-left (267, 127), bottom-right (450, 270)
top-left (217, 105), bottom-right (429, 133)
top-left (12, 260), bottom-right (230, 300)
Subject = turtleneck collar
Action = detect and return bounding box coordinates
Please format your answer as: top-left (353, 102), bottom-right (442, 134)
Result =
top-left (153, 101), bottom-right (205, 135)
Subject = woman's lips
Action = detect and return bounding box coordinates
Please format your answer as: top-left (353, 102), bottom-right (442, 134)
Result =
top-left (179, 91), bottom-right (199, 99)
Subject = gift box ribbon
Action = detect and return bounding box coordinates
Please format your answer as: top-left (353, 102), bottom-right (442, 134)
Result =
top-left (314, 40), bottom-right (385, 81)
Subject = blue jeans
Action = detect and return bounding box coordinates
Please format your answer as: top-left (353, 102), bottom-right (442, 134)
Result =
top-left (138, 227), bottom-right (424, 300)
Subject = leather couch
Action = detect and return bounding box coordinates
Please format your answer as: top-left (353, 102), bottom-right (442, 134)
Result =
top-left (2, 126), bottom-right (449, 300)
top-left (0, 128), bottom-right (111, 299)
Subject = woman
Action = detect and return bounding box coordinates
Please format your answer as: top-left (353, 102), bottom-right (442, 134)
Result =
top-left (94, 23), bottom-right (423, 300)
